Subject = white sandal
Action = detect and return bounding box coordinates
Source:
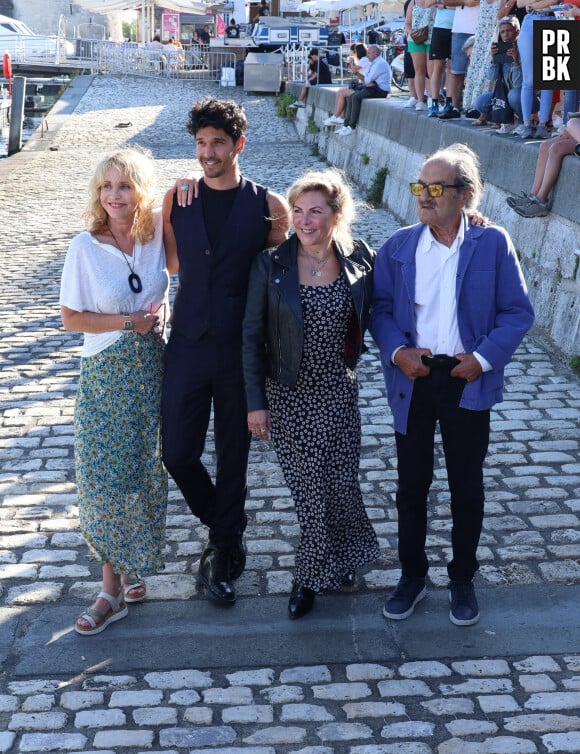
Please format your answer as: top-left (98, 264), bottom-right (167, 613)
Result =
top-left (74, 591), bottom-right (128, 636)
top-left (122, 576), bottom-right (147, 603)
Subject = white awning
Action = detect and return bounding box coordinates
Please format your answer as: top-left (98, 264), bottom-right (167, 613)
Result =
top-left (74, 0), bottom-right (215, 14)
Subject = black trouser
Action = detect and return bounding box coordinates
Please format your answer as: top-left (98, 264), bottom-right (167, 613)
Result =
top-left (343, 86), bottom-right (388, 128)
top-left (162, 332), bottom-right (250, 551)
top-left (394, 369), bottom-right (490, 583)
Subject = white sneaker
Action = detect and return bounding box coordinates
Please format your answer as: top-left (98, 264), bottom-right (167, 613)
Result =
top-left (404, 97), bottom-right (418, 108)
top-left (415, 101), bottom-right (428, 111)
top-left (323, 116), bottom-right (335, 126)
top-left (512, 123), bottom-right (526, 136)
top-left (330, 115), bottom-right (344, 124)
top-left (497, 123), bottom-right (516, 134)
top-left (335, 126), bottom-right (347, 135)
top-left (340, 126), bottom-right (353, 136)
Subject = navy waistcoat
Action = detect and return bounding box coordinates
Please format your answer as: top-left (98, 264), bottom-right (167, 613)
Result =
top-left (170, 177), bottom-right (270, 343)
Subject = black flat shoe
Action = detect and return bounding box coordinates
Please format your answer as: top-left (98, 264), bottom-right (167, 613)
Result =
top-left (288, 582), bottom-right (315, 620)
top-left (341, 571), bottom-right (356, 588)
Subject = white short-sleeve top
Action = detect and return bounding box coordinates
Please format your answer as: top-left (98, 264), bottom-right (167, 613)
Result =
top-left (60, 208), bottom-right (169, 358)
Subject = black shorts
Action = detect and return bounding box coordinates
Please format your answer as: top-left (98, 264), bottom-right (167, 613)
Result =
top-left (429, 26), bottom-right (452, 60)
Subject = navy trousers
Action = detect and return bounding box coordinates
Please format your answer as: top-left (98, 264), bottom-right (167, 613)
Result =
top-left (394, 369), bottom-right (490, 582)
top-left (162, 332), bottom-right (250, 551)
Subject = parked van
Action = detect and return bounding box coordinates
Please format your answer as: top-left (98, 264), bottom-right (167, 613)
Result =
top-left (251, 16), bottom-right (328, 49)
top-left (0, 14), bottom-right (74, 61)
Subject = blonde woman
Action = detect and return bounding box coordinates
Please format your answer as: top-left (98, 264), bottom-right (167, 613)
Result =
top-left (243, 169), bottom-right (380, 620)
top-left (60, 149), bottom-right (177, 635)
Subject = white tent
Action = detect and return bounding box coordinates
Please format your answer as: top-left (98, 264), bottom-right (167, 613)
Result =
top-left (74, 0), bottom-right (211, 10)
top-left (74, 0), bottom-right (217, 42)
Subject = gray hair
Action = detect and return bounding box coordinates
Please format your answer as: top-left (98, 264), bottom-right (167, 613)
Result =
top-left (424, 143), bottom-right (483, 209)
top-left (499, 15), bottom-right (520, 30)
top-left (287, 168), bottom-right (356, 252)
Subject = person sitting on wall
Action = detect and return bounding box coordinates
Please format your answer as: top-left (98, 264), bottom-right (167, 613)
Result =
top-left (470, 16), bottom-right (533, 133)
top-left (289, 48), bottom-right (332, 109)
top-left (323, 44), bottom-right (370, 126)
top-left (335, 44), bottom-right (391, 135)
top-left (506, 117), bottom-right (578, 218)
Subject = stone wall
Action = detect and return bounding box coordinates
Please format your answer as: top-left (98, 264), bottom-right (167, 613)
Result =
top-left (288, 83), bottom-right (580, 358)
top-left (12, 0), bottom-right (111, 37)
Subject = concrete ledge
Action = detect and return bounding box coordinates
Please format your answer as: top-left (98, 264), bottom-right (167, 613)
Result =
top-left (287, 83), bottom-right (580, 356)
top-left (12, 584), bottom-right (580, 675)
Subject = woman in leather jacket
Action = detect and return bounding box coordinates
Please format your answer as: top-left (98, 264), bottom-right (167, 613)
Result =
top-left (243, 169), bottom-right (380, 619)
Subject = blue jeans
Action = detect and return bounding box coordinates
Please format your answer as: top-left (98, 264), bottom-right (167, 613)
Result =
top-left (518, 14), bottom-right (553, 123)
top-left (563, 89), bottom-right (579, 124)
top-left (474, 87), bottom-right (522, 122)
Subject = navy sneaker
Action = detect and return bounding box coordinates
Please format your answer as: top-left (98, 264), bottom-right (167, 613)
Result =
top-left (428, 104), bottom-right (439, 117)
top-left (383, 576), bottom-right (426, 620)
top-left (449, 580), bottom-right (480, 626)
top-left (439, 106), bottom-right (461, 120)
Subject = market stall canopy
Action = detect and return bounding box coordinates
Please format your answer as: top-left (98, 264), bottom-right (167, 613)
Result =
top-left (298, 0), bottom-right (362, 11)
top-left (74, 0), bottom-right (214, 13)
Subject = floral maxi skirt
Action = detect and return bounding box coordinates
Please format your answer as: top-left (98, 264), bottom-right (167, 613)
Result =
top-left (74, 334), bottom-right (167, 574)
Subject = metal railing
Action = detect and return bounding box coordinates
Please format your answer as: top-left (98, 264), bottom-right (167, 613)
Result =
top-left (283, 44), bottom-right (351, 86)
top-left (78, 41), bottom-right (236, 82)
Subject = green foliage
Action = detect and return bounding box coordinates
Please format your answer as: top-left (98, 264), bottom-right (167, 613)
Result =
top-left (569, 355), bottom-right (580, 375)
top-left (361, 153), bottom-right (370, 165)
top-left (276, 92), bottom-right (297, 118)
top-left (311, 143), bottom-right (319, 157)
top-left (366, 167), bottom-right (389, 208)
top-left (306, 106), bottom-right (320, 134)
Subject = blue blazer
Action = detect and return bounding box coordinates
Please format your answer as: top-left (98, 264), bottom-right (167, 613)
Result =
top-left (369, 215), bottom-right (535, 435)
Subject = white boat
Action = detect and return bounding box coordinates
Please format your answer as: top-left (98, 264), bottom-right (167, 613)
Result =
top-left (0, 14), bottom-right (74, 62)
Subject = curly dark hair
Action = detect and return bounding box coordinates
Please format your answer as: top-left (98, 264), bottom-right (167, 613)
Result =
top-left (186, 97), bottom-right (247, 142)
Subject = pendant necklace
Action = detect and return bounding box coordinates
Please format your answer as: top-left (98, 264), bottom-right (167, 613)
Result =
top-left (299, 247), bottom-right (333, 277)
top-left (108, 226), bottom-right (143, 293)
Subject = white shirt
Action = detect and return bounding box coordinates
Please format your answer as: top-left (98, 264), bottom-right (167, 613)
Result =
top-left (408, 222), bottom-right (491, 371)
top-left (59, 208), bottom-right (169, 358)
top-left (356, 56), bottom-right (371, 77)
top-left (364, 55), bottom-right (391, 92)
top-left (415, 223), bottom-right (464, 356)
top-left (451, 4), bottom-right (479, 34)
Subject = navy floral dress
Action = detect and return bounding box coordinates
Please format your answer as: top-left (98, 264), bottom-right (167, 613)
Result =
top-left (266, 273), bottom-right (380, 592)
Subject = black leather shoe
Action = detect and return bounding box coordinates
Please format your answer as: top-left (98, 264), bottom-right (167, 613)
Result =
top-left (288, 582), bottom-right (315, 620)
top-left (341, 571), bottom-right (356, 588)
top-left (197, 544), bottom-right (236, 605)
top-left (229, 535), bottom-right (247, 581)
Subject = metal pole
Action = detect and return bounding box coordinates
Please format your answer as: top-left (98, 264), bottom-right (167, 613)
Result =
top-left (8, 75), bottom-right (26, 157)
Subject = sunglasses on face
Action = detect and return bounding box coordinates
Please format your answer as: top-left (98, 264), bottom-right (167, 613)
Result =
top-left (409, 181), bottom-right (463, 198)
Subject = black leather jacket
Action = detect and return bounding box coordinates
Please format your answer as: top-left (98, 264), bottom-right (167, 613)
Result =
top-left (243, 234), bottom-right (376, 412)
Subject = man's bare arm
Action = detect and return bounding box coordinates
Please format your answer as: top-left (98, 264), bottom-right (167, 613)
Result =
top-left (266, 191), bottom-right (291, 246)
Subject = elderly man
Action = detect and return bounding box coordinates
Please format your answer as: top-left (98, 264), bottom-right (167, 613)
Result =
top-left (336, 44), bottom-right (391, 136)
top-left (370, 144), bottom-right (534, 626)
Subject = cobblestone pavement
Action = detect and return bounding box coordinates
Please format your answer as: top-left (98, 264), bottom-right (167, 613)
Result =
top-left (1, 76), bottom-right (580, 754)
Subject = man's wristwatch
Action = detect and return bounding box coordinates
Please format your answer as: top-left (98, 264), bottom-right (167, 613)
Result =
top-left (123, 318), bottom-right (134, 331)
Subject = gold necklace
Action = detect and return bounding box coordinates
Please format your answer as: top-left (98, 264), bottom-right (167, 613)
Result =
top-left (108, 226), bottom-right (142, 293)
top-left (299, 247), bottom-right (334, 278)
